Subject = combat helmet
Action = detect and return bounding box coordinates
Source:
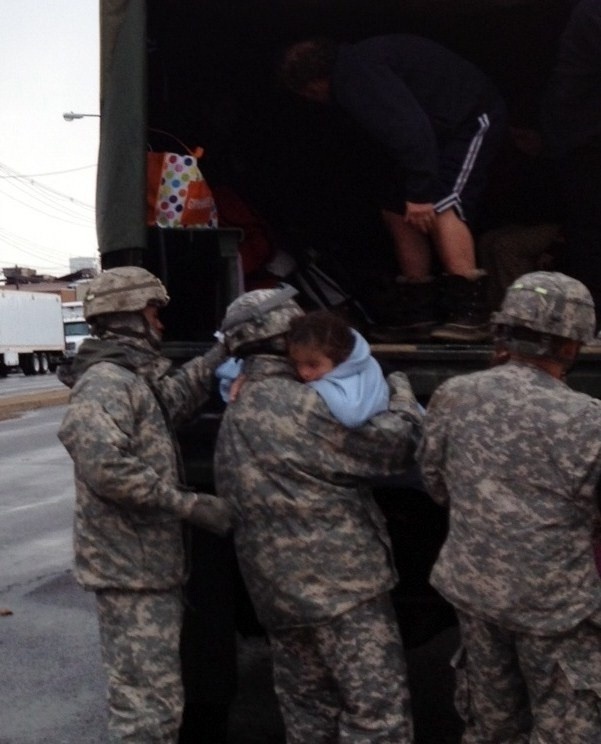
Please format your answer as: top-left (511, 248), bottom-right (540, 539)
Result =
top-left (221, 285), bottom-right (304, 356)
top-left (84, 267), bottom-right (169, 321)
top-left (492, 271), bottom-right (595, 344)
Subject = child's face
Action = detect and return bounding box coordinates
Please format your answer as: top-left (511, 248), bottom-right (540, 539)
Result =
top-left (288, 343), bottom-right (335, 382)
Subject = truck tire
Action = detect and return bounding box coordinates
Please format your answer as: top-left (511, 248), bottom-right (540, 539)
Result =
top-left (20, 353), bottom-right (39, 376)
top-left (37, 353), bottom-right (49, 375)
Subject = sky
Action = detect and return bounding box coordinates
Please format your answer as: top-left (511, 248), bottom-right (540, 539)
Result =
top-left (0, 0), bottom-right (100, 277)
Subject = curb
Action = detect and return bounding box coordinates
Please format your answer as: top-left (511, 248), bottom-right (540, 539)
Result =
top-left (0, 389), bottom-right (69, 422)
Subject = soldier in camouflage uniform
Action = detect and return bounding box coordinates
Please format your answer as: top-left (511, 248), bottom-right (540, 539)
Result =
top-left (58, 267), bottom-right (232, 743)
top-left (417, 271), bottom-right (601, 743)
top-left (214, 285), bottom-right (423, 743)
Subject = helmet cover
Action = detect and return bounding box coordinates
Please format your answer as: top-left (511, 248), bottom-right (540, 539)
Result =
top-left (84, 267), bottom-right (169, 321)
top-left (492, 271), bottom-right (595, 343)
top-left (221, 285), bottom-right (304, 355)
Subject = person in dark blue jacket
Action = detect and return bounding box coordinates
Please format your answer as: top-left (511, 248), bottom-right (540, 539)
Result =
top-left (279, 34), bottom-right (508, 342)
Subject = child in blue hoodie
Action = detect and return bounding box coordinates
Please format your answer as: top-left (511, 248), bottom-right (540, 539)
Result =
top-left (217, 309), bottom-right (423, 428)
top-left (288, 310), bottom-right (426, 491)
top-left (286, 310), bottom-right (389, 427)
top-left (216, 309), bottom-right (388, 426)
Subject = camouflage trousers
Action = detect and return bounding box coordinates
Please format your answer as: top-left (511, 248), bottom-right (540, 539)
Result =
top-left (454, 610), bottom-right (601, 744)
top-left (95, 588), bottom-right (183, 743)
top-left (269, 592), bottom-right (413, 744)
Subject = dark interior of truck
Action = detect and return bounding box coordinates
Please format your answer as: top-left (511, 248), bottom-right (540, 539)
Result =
top-left (142, 0), bottom-right (572, 345)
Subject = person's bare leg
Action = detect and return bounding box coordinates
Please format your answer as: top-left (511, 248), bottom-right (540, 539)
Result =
top-left (429, 209), bottom-right (490, 342)
top-left (431, 209), bottom-right (477, 277)
top-left (381, 209), bottom-right (431, 280)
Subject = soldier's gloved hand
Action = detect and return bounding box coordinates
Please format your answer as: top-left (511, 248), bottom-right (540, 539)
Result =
top-left (187, 493), bottom-right (233, 536)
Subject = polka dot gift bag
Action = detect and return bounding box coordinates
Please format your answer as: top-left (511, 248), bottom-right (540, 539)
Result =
top-left (147, 144), bottom-right (218, 229)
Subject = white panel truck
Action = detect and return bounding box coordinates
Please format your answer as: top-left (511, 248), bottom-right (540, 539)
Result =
top-left (0, 290), bottom-right (65, 376)
top-left (62, 301), bottom-right (91, 358)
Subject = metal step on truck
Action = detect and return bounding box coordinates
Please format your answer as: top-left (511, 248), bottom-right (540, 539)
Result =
top-left (95, 0), bottom-right (600, 733)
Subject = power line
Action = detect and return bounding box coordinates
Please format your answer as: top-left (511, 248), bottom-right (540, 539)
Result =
top-left (0, 185), bottom-right (94, 227)
top-left (0, 162), bottom-right (97, 275)
top-left (0, 162), bottom-right (95, 210)
top-left (0, 163), bottom-right (97, 178)
top-left (0, 227), bottom-right (96, 270)
top-left (0, 161), bottom-right (95, 228)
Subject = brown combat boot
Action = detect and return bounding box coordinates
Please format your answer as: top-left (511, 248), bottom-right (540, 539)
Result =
top-left (430, 271), bottom-right (491, 343)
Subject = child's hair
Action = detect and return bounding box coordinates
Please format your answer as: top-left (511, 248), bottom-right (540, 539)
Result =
top-left (287, 310), bottom-right (354, 366)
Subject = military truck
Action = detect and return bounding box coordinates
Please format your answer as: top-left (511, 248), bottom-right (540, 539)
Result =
top-left (96, 0), bottom-right (599, 733)
top-left (97, 0), bottom-right (601, 491)
top-left (97, 0), bottom-right (600, 388)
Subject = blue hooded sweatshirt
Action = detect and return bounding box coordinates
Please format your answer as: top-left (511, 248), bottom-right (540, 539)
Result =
top-left (216, 330), bottom-right (389, 427)
top-left (308, 330), bottom-right (389, 427)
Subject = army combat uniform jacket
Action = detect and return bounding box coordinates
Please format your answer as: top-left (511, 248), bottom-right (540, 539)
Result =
top-left (59, 336), bottom-right (225, 591)
top-left (419, 360), bottom-right (601, 633)
top-left (214, 355), bottom-right (423, 631)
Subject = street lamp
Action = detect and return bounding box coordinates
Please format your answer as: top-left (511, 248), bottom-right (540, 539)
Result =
top-left (63, 111), bottom-right (100, 122)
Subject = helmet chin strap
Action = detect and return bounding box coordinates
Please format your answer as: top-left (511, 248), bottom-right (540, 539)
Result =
top-left (235, 335), bottom-right (288, 359)
top-left (144, 320), bottom-right (163, 350)
top-left (496, 325), bottom-right (579, 372)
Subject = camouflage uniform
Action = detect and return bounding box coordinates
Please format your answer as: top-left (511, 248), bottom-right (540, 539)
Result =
top-left (214, 349), bottom-right (422, 743)
top-left (418, 272), bottom-right (601, 743)
top-left (58, 268), bottom-right (230, 743)
top-left (269, 593), bottom-right (411, 744)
